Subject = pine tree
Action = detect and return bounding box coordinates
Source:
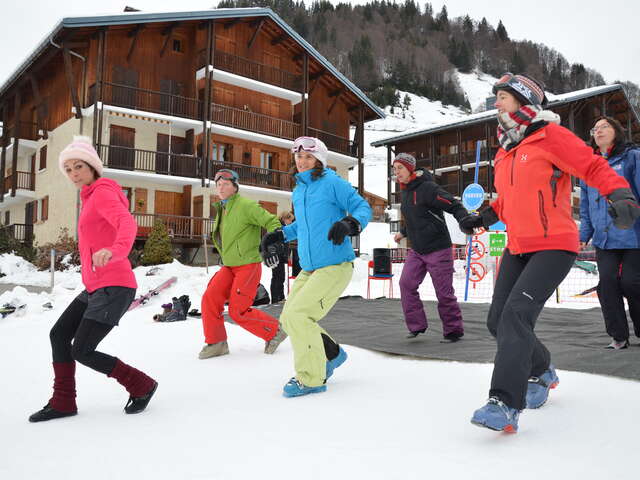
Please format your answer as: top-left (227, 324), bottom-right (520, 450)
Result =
top-left (496, 20), bottom-right (509, 42)
top-left (141, 221), bottom-right (173, 266)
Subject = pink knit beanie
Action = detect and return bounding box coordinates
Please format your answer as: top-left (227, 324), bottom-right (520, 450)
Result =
top-left (58, 136), bottom-right (103, 176)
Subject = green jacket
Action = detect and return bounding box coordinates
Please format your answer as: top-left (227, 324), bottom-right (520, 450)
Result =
top-left (210, 193), bottom-right (281, 267)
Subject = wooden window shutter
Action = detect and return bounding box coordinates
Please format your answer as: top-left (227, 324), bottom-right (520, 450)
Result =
top-left (31, 200), bottom-right (38, 223)
top-left (42, 196), bottom-right (49, 221)
top-left (39, 145), bottom-right (47, 170)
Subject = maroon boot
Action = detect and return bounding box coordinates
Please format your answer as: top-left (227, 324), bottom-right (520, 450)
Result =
top-left (29, 362), bottom-right (78, 422)
top-left (108, 359), bottom-right (158, 414)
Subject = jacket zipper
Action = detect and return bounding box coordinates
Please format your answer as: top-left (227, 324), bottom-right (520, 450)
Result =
top-left (538, 190), bottom-right (549, 238)
top-left (510, 149), bottom-right (517, 186)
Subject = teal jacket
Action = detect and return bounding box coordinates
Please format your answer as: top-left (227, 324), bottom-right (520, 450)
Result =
top-left (283, 168), bottom-right (371, 271)
top-left (211, 194), bottom-right (281, 266)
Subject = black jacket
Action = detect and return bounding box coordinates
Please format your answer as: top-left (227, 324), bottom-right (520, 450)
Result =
top-left (399, 169), bottom-right (468, 254)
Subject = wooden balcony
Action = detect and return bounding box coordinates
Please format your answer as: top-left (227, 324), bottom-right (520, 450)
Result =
top-left (211, 160), bottom-right (293, 191)
top-left (2, 121), bottom-right (48, 141)
top-left (198, 49), bottom-right (303, 92)
top-left (308, 127), bottom-right (356, 157)
top-left (211, 102), bottom-right (302, 140)
top-left (4, 171), bottom-right (36, 192)
top-left (99, 144), bottom-right (202, 178)
top-left (0, 223), bottom-right (33, 244)
top-left (89, 83), bottom-right (202, 120)
top-left (133, 213), bottom-right (214, 242)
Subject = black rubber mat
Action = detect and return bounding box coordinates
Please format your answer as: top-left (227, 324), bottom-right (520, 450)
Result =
top-left (259, 297), bottom-right (640, 381)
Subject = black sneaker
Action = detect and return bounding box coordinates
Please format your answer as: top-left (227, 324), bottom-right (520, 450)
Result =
top-left (440, 332), bottom-right (464, 343)
top-left (124, 382), bottom-right (158, 414)
top-left (406, 329), bottom-right (426, 339)
top-left (29, 404), bottom-right (77, 423)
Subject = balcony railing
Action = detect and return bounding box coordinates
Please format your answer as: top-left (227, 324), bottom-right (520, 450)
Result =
top-left (88, 83), bottom-right (202, 120)
top-left (211, 160), bottom-right (293, 191)
top-left (133, 213), bottom-right (214, 241)
top-left (199, 49), bottom-right (302, 92)
top-left (3, 171), bottom-right (35, 192)
top-left (99, 145), bottom-right (202, 178)
top-left (0, 223), bottom-right (33, 243)
top-left (308, 127), bottom-right (356, 157)
top-left (1, 121), bottom-right (48, 142)
top-left (211, 102), bottom-right (302, 141)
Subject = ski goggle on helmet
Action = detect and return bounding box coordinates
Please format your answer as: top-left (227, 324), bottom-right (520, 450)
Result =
top-left (492, 72), bottom-right (546, 106)
top-left (214, 169), bottom-right (239, 183)
top-left (291, 136), bottom-right (328, 167)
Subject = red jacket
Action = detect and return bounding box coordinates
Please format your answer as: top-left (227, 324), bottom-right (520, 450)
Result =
top-left (78, 178), bottom-right (137, 293)
top-left (491, 122), bottom-right (629, 254)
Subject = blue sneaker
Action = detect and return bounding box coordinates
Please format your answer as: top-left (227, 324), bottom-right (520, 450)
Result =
top-left (326, 347), bottom-right (348, 379)
top-left (471, 397), bottom-right (520, 433)
top-left (282, 378), bottom-right (327, 398)
top-left (526, 365), bottom-right (559, 409)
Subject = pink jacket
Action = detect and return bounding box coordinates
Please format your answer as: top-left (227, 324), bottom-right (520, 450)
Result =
top-left (78, 178), bottom-right (137, 293)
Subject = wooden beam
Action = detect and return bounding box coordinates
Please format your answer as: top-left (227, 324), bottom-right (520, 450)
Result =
top-left (126, 24), bottom-right (145, 62)
top-left (271, 34), bottom-right (287, 46)
top-left (96, 29), bottom-right (107, 148)
top-left (302, 53), bottom-right (309, 135)
top-left (293, 53), bottom-right (303, 62)
top-left (327, 91), bottom-right (342, 115)
top-left (92, 29), bottom-right (104, 146)
top-left (247, 19), bottom-right (265, 50)
top-left (63, 48), bottom-right (82, 119)
top-left (310, 69), bottom-right (326, 81)
top-left (0, 103), bottom-right (8, 201)
top-left (329, 88), bottom-right (343, 98)
top-left (160, 22), bottom-right (180, 57)
top-left (202, 20), bottom-right (214, 187)
top-left (223, 19), bottom-right (241, 30)
top-left (11, 91), bottom-right (21, 197)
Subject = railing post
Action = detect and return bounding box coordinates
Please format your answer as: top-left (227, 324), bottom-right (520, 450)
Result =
top-left (50, 248), bottom-right (55, 293)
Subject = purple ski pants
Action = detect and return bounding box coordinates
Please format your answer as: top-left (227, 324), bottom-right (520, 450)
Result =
top-left (399, 247), bottom-right (464, 336)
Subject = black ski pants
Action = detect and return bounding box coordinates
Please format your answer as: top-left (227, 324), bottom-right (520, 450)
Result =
top-left (487, 249), bottom-right (576, 410)
top-left (595, 248), bottom-right (640, 341)
top-left (270, 261), bottom-right (286, 303)
top-left (50, 288), bottom-right (134, 375)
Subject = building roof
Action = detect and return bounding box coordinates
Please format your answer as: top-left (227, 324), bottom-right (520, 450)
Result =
top-left (371, 84), bottom-right (631, 147)
top-left (0, 7), bottom-right (385, 119)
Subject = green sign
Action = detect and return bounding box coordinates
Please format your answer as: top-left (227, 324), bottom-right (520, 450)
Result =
top-left (489, 233), bottom-right (506, 257)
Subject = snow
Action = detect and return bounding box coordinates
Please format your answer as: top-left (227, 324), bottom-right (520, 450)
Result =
top-left (456, 70), bottom-right (499, 112)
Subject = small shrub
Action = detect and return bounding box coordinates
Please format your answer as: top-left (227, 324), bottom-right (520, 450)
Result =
top-left (34, 227), bottom-right (80, 271)
top-left (141, 221), bottom-right (173, 266)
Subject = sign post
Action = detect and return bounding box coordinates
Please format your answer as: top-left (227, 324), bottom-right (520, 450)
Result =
top-left (461, 141), bottom-right (485, 301)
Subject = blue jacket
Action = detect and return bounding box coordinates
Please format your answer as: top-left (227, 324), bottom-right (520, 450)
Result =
top-left (579, 143), bottom-right (640, 249)
top-left (282, 168), bottom-right (371, 271)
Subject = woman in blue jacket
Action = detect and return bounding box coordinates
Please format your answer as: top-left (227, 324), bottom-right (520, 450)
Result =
top-left (260, 137), bottom-right (371, 397)
top-left (580, 116), bottom-right (640, 349)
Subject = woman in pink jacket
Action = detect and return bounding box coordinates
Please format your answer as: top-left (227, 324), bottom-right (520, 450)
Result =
top-left (29, 137), bottom-right (157, 422)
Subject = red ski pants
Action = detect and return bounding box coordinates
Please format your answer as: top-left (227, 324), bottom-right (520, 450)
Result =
top-left (201, 263), bottom-right (279, 344)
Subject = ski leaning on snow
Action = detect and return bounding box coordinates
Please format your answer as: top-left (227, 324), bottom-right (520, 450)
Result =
top-left (128, 277), bottom-right (178, 311)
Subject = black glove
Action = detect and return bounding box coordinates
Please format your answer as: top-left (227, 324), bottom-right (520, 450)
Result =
top-left (260, 229), bottom-right (285, 269)
top-left (458, 214), bottom-right (483, 235)
top-left (327, 216), bottom-right (361, 245)
top-left (607, 188), bottom-right (640, 230)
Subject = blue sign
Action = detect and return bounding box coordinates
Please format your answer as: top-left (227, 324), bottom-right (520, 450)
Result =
top-left (489, 220), bottom-right (507, 231)
top-left (462, 183), bottom-right (485, 211)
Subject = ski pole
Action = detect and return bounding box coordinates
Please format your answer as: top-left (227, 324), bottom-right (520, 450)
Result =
top-left (203, 234), bottom-right (209, 274)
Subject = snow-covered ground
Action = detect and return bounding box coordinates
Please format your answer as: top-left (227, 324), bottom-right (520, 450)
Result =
top-left (0, 217), bottom-right (630, 479)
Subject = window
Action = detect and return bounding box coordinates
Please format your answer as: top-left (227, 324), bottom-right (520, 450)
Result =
top-left (172, 39), bottom-right (183, 53)
top-left (39, 145), bottom-right (47, 170)
top-left (3, 211), bottom-right (9, 225)
top-left (40, 196), bottom-right (49, 222)
top-left (260, 151), bottom-right (274, 170)
top-left (121, 187), bottom-right (133, 211)
top-left (211, 142), bottom-right (232, 162)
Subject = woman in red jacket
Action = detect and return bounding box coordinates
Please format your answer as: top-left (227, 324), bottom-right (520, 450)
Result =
top-left (29, 137), bottom-right (157, 422)
top-left (459, 74), bottom-right (640, 433)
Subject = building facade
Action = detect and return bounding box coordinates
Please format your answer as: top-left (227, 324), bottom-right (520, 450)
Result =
top-left (0, 8), bottom-right (383, 255)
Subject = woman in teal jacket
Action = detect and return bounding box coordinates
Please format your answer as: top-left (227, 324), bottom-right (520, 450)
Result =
top-left (260, 136), bottom-right (371, 397)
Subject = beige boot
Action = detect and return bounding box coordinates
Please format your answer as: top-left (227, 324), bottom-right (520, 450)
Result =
top-left (198, 341), bottom-right (230, 359)
top-left (264, 327), bottom-right (288, 354)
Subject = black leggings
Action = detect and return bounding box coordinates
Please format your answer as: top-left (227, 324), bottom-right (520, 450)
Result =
top-left (50, 296), bottom-right (117, 375)
top-left (487, 249), bottom-right (576, 410)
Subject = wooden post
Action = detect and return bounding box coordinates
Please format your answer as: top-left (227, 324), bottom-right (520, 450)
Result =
top-left (11, 91), bottom-right (21, 197)
top-left (568, 105), bottom-right (575, 132)
top-left (357, 106), bottom-right (365, 194)
top-left (63, 47), bottom-right (82, 119)
top-left (92, 30), bottom-right (104, 146)
top-left (302, 53), bottom-right (309, 136)
top-left (387, 145), bottom-right (392, 205)
top-left (202, 20), bottom-right (213, 187)
top-left (203, 234), bottom-right (209, 274)
top-left (97, 29), bottom-right (107, 149)
top-left (0, 104), bottom-right (7, 202)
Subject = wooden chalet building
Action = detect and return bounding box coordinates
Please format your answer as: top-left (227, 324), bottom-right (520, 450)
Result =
top-left (0, 7), bottom-right (384, 255)
top-left (372, 84), bottom-right (640, 223)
